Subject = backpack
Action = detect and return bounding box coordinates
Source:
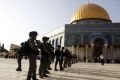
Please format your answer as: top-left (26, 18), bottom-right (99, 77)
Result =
top-left (17, 41), bottom-right (39, 56)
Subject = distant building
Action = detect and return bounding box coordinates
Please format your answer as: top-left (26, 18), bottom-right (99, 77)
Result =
top-left (9, 44), bottom-right (20, 57)
top-left (0, 43), bottom-right (9, 57)
top-left (44, 3), bottom-right (120, 63)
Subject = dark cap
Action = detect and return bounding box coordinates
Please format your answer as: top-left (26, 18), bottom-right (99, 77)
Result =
top-left (57, 45), bottom-right (61, 48)
top-left (29, 31), bottom-right (38, 37)
top-left (42, 36), bottom-right (49, 41)
top-left (20, 42), bottom-right (24, 45)
top-left (62, 47), bottom-right (65, 49)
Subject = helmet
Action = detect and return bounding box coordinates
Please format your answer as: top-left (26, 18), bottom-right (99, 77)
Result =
top-left (20, 42), bottom-right (25, 46)
top-left (42, 36), bottom-right (49, 41)
top-left (29, 31), bottom-right (38, 37)
top-left (57, 45), bottom-right (61, 48)
top-left (62, 47), bottom-right (65, 50)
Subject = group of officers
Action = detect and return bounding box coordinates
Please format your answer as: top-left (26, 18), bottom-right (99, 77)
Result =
top-left (15, 31), bottom-right (78, 80)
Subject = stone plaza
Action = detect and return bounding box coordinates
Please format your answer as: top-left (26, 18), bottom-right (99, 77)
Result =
top-left (0, 58), bottom-right (120, 80)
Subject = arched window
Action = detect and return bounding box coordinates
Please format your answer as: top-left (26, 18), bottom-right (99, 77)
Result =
top-left (55, 38), bottom-right (58, 48)
top-left (75, 34), bottom-right (81, 44)
top-left (52, 39), bottom-right (54, 47)
top-left (60, 36), bottom-right (63, 46)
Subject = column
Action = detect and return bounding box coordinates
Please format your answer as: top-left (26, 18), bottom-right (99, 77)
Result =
top-left (72, 45), bottom-right (74, 54)
top-left (91, 43), bottom-right (94, 62)
top-left (76, 45), bottom-right (79, 61)
top-left (58, 37), bottom-right (60, 45)
top-left (111, 45), bottom-right (114, 63)
top-left (86, 45), bottom-right (88, 62)
top-left (104, 43), bottom-right (108, 62)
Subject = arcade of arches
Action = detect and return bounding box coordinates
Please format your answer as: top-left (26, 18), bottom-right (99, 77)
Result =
top-left (67, 37), bottom-right (113, 63)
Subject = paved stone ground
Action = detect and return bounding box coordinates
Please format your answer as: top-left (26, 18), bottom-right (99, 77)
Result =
top-left (0, 58), bottom-right (120, 80)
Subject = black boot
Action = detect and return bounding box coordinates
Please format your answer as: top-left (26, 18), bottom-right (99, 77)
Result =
top-left (48, 67), bottom-right (52, 70)
top-left (60, 67), bottom-right (64, 71)
top-left (32, 75), bottom-right (39, 80)
top-left (55, 68), bottom-right (58, 71)
top-left (39, 71), bottom-right (43, 78)
top-left (27, 76), bottom-right (31, 80)
top-left (43, 74), bottom-right (49, 77)
top-left (46, 70), bottom-right (50, 74)
top-left (40, 75), bottom-right (43, 78)
top-left (16, 67), bottom-right (22, 71)
top-left (39, 75), bottom-right (43, 78)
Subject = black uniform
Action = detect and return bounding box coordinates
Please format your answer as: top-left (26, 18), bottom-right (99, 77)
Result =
top-left (16, 48), bottom-right (23, 71)
top-left (63, 49), bottom-right (71, 68)
top-left (39, 37), bottom-right (50, 78)
top-left (16, 42), bottom-right (27, 71)
top-left (60, 47), bottom-right (65, 70)
top-left (54, 45), bottom-right (64, 71)
top-left (27, 31), bottom-right (39, 80)
top-left (47, 43), bottom-right (54, 70)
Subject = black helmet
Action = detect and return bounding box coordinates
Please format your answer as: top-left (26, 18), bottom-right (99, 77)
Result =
top-left (20, 42), bottom-right (25, 46)
top-left (57, 45), bottom-right (61, 48)
top-left (42, 36), bottom-right (49, 41)
top-left (62, 47), bottom-right (65, 49)
top-left (29, 31), bottom-right (38, 37)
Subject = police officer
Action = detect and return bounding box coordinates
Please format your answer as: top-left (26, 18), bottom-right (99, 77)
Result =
top-left (39, 36), bottom-right (50, 78)
top-left (68, 51), bottom-right (72, 67)
top-left (27, 31), bottom-right (39, 80)
top-left (16, 42), bottom-right (25, 71)
top-left (54, 45), bottom-right (63, 71)
top-left (47, 42), bottom-right (54, 70)
top-left (60, 47), bottom-right (65, 70)
top-left (63, 49), bottom-right (69, 68)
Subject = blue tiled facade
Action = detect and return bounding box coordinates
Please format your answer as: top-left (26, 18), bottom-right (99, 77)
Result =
top-left (65, 23), bottom-right (120, 46)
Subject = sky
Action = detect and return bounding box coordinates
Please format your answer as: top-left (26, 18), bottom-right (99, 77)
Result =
top-left (0, 0), bottom-right (120, 50)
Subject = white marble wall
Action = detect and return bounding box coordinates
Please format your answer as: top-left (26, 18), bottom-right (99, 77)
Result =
top-left (113, 48), bottom-right (120, 59)
top-left (67, 46), bottom-right (120, 62)
top-left (79, 47), bottom-right (86, 61)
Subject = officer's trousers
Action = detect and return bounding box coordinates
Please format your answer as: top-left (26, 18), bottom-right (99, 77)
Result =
top-left (27, 55), bottom-right (37, 77)
top-left (55, 58), bottom-right (63, 70)
top-left (17, 54), bottom-right (23, 68)
top-left (39, 56), bottom-right (49, 76)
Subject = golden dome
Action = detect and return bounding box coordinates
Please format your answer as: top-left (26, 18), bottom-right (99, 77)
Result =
top-left (71, 3), bottom-right (111, 23)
